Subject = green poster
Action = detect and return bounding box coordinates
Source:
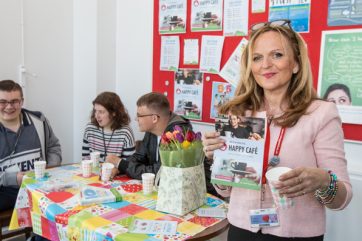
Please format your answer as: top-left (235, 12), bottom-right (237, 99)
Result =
top-left (319, 30), bottom-right (362, 107)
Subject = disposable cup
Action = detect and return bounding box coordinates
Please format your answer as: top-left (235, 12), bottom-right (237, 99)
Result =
top-left (101, 163), bottom-right (114, 182)
top-left (142, 173), bottom-right (155, 195)
top-left (224, 131), bottom-right (232, 138)
top-left (266, 167), bottom-right (294, 209)
top-left (90, 151), bottom-right (101, 167)
top-left (34, 161), bottom-right (46, 179)
top-left (81, 160), bottom-right (93, 177)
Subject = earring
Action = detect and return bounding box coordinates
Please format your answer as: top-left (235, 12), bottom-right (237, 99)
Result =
top-left (293, 68), bottom-right (298, 74)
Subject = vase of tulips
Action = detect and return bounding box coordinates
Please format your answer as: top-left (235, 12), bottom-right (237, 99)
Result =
top-left (156, 126), bottom-right (206, 215)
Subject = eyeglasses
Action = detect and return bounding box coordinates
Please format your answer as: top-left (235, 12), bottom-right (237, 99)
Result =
top-left (0, 99), bottom-right (23, 108)
top-left (250, 19), bottom-right (292, 32)
top-left (136, 113), bottom-right (160, 118)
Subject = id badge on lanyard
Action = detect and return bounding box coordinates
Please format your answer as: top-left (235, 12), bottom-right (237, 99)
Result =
top-left (249, 208), bottom-right (280, 228)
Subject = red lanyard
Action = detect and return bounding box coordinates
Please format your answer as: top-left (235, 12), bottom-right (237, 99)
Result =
top-left (261, 120), bottom-right (286, 184)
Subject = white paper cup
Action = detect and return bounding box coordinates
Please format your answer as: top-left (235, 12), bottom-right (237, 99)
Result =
top-left (34, 161), bottom-right (46, 179)
top-left (90, 151), bottom-right (101, 167)
top-left (224, 131), bottom-right (232, 138)
top-left (142, 173), bottom-right (155, 195)
top-left (101, 163), bottom-right (114, 182)
top-left (82, 160), bottom-right (93, 177)
top-left (266, 167), bottom-right (294, 209)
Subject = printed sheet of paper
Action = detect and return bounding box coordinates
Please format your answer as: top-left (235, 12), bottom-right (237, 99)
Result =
top-left (197, 208), bottom-right (226, 218)
top-left (252, 0), bottom-right (266, 13)
top-left (219, 38), bottom-right (248, 86)
top-left (317, 29), bottom-right (362, 125)
top-left (212, 113), bottom-right (267, 190)
top-left (199, 35), bottom-right (224, 74)
top-left (174, 69), bottom-right (203, 120)
top-left (183, 39), bottom-right (199, 65)
top-left (159, 0), bottom-right (187, 34)
top-left (224, 0), bottom-right (249, 36)
top-left (191, 0), bottom-right (223, 32)
top-left (210, 81), bottom-right (236, 119)
top-left (129, 219), bottom-right (177, 235)
top-left (160, 36), bottom-right (180, 71)
top-left (269, 0), bottom-right (311, 33)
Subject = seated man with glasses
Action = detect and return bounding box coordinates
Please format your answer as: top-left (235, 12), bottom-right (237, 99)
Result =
top-left (0, 80), bottom-right (62, 213)
top-left (106, 92), bottom-right (191, 179)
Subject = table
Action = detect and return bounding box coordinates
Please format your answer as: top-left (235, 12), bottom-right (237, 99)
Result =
top-left (10, 164), bottom-right (228, 241)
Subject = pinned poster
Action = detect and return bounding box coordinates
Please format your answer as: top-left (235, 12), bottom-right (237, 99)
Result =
top-left (159, 0), bottom-right (187, 34)
top-left (252, 0), bottom-right (266, 13)
top-left (317, 29), bottom-right (362, 125)
top-left (191, 0), bottom-right (223, 32)
top-left (269, 0), bottom-right (311, 33)
top-left (328, 0), bottom-right (362, 26)
top-left (160, 36), bottom-right (180, 71)
top-left (184, 39), bottom-right (199, 65)
top-left (199, 36), bottom-right (224, 74)
top-left (210, 82), bottom-right (236, 119)
top-left (224, 0), bottom-right (249, 36)
top-left (219, 38), bottom-right (248, 86)
top-left (174, 69), bottom-right (203, 120)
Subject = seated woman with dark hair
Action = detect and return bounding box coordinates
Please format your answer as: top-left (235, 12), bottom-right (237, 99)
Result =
top-left (82, 92), bottom-right (135, 174)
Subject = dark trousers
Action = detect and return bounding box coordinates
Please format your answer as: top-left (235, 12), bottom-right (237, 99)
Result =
top-left (228, 224), bottom-right (324, 241)
top-left (0, 186), bottom-right (19, 211)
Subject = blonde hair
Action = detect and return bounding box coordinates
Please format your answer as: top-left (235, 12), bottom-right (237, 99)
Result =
top-left (219, 24), bottom-right (317, 127)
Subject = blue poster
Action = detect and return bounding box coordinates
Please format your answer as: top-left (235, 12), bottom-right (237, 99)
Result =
top-left (269, 0), bottom-right (311, 33)
top-left (328, 0), bottom-right (362, 26)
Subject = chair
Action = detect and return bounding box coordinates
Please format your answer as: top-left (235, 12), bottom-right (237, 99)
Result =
top-left (0, 209), bottom-right (32, 240)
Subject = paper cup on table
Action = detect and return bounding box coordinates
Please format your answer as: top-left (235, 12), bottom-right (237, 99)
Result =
top-left (224, 131), bottom-right (232, 138)
top-left (81, 160), bottom-right (93, 177)
top-left (34, 160), bottom-right (46, 179)
top-left (101, 163), bottom-right (114, 182)
top-left (142, 173), bottom-right (155, 195)
top-left (90, 151), bottom-right (101, 167)
top-left (266, 167), bottom-right (294, 209)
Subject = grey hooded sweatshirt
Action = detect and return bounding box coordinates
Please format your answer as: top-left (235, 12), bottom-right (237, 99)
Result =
top-left (0, 109), bottom-right (62, 187)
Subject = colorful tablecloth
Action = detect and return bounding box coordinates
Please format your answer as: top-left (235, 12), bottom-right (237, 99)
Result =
top-left (10, 164), bottom-right (227, 241)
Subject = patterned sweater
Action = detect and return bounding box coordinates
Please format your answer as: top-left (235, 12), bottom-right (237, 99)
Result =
top-left (82, 123), bottom-right (135, 161)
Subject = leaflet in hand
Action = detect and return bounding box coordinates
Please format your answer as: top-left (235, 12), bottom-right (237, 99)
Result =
top-left (80, 185), bottom-right (122, 206)
top-left (212, 114), bottom-right (267, 190)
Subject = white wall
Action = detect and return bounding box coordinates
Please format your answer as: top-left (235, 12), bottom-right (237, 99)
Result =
top-left (0, 0), bottom-right (22, 81)
top-left (97, 0), bottom-right (117, 92)
top-left (116, 0), bottom-right (153, 141)
top-left (23, 0), bottom-right (74, 163)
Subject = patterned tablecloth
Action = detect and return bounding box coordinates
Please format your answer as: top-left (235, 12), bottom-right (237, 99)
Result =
top-left (10, 164), bottom-right (227, 241)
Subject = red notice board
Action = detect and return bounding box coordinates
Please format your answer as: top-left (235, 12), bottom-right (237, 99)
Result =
top-left (152, 0), bottom-right (362, 142)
